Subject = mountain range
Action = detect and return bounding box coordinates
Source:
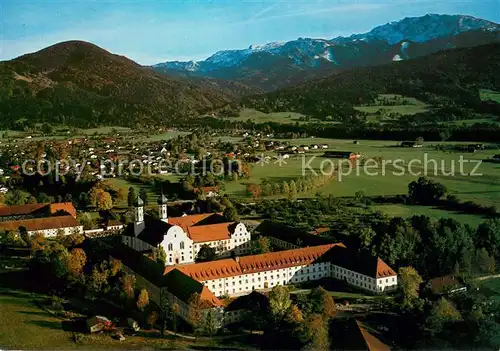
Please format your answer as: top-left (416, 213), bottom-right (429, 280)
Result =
top-left (0, 13), bottom-right (499, 128)
top-left (153, 14), bottom-right (500, 91)
top-left (244, 42), bottom-right (500, 118)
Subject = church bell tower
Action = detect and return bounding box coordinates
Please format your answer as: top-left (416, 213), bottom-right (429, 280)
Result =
top-left (158, 193), bottom-right (168, 223)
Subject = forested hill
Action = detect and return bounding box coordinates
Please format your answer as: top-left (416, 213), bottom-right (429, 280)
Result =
top-left (0, 41), bottom-right (236, 129)
top-left (243, 43), bottom-right (500, 118)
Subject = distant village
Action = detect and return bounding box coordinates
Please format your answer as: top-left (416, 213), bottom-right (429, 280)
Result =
top-left (0, 127), bottom-right (498, 350)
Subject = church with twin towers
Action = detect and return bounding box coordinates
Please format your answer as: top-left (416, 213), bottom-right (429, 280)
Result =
top-left (122, 193), bottom-right (252, 265)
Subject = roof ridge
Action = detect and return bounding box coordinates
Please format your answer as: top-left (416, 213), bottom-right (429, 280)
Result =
top-left (375, 257), bottom-right (397, 278)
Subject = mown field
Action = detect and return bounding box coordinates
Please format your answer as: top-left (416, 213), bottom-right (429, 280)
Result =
top-left (0, 126), bottom-right (132, 139)
top-left (0, 290), bottom-right (77, 350)
top-left (354, 94), bottom-right (430, 121)
top-left (108, 175), bottom-right (182, 207)
top-left (443, 118), bottom-right (500, 126)
top-left (223, 108), bottom-right (337, 125)
top-left (221, 138), bottom-right (500, 211)
top-left (0, 289), bottom-right (245, 350)
top-left (0, 128), bottom-right (188, 142)
top-left (372, 204), bottom-right (487, 227)
top-left (141, 131), bottom-right (191, 142)
top-left (477, 277), bottom-right (500, 303)
top-left (480, 89), bottom-right (500, 103)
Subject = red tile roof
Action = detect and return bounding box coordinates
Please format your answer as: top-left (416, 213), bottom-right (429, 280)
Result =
top-left (311, 227), bottom-right (330, 235)
top-left (166, 213), bottom-right (233, 242)
top-left (0, 202), bottom-right (77, 218)
top-left (200, 285), bottom-right (224, 307)
top-left (49, 203), bottom-right (77, 218)
top-left (0, 203), bottom-right (46, 217)
top-left (356, 320), bottom-right (391, 351)
top-left (165, 244), bottom-right (346, 281)
top-left (0, 215), bottom-right (80, 232)
top-left (168, 213), bottom-right (214, 232)
top-left (193, 186), bottom-right (219, 194)
top-left (165, 258), bottom-right (242, 281)
top-left (375, 258), bottom-right (397, 278)
top-left (186, 222), bottom-right (233, 243)
top-left (163, 268), bottom-right (223, 308)
top-left (239, 244), bottom-right (345, 274)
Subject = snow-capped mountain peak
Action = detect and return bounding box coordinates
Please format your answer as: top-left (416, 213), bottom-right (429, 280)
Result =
top-left (350, 14), bottom-right (499, 44)
top-left (248, 41), bottom-right (286, 52)
top-left (152, 14), bottom-right (499, 77)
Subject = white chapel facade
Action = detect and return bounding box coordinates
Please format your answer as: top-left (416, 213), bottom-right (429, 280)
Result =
top-left (123, 194), bottom-right (252, 265)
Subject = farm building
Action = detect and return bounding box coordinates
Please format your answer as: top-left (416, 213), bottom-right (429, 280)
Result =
top-left (193, 186), bottom-right (220, 198)
top-left (86, 316), bottom-right (113, 333)
top-left (0, 202), bottom-right (83, 237)
top-left (323, 151), bottom-right (361, 160)
top-left (399, 141), bottom-right (423, 148)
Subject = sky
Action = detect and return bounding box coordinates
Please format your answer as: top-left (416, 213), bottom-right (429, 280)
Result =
top-left (1, 0), bottom-right (499, 65)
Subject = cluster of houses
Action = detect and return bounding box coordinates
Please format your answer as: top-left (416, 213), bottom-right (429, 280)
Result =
top-left (0, 135), bottom-right (183, 180)
top-left (222, 139), bottom-right (330, 160)
top-left (261, 140), bottom-right (329, 153)
top-left (0, 202), bottom-right (123, 237)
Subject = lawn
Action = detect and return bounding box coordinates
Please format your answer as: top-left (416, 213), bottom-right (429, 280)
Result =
top-left (0, 289), bottom-right (77, 349)
top-left (108, 177), bottom-right (162, 207)
top-left (356, 104), bottom-right (429, 116)
top-left (223, 108), bottom-right (335, 125)
top-left (141, 131), bottom-right (191, 142)
top-left (373, 204), bottom-right (486, 227)
top-left (76, 126), bottom-right (132, 135)
top-left (0, 128), bottom-right (187, 142)
top-left (478, 278), bottom-right (500, 303)
top-left (480, 89), bottom-right (500, 103)
top-left (292, 288), bottom-right (371, 300)
top-left (443, 118), bottom-right (500, 126)
top-left (0, 127), bottom-right (133, 141)
top-left (354, 94), bottom-right (430, 118)
top-left (0, 289), bottom-right (243, 350)
top-left (108, 173), bottom-right (182, 207)
top-left (222, 139), bottom-right (500, 210)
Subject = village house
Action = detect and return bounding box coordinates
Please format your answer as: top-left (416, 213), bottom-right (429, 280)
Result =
top-left (0, 202), bottom-right (83, 237)
top-left (323, 151), bottom-right (361, 160)
top-left (121, 195), bottom-right (252, 265)
top-left (193, 186), bottom-right (219, 198)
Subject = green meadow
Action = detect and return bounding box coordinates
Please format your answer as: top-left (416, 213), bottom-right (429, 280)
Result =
top-left (354, 94), bottom-right (430, 121)
top-left (221, 139), bottom-right (500, 211)
top-left (223, 108), bottom-right (339, 125)
top-left (0, 289), bottom-right (227, 350)
top-left (480, 89), bottom-right (500, 103)
top-left (372, 204), bottom-right (487, 227)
